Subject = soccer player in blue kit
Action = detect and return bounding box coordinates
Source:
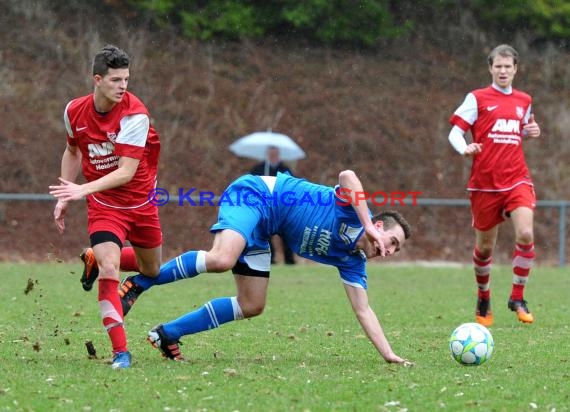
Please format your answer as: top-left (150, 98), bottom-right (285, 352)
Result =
top-left (121, 170), bottom-right (412, 365)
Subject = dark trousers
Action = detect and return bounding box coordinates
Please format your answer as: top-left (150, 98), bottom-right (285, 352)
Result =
top-left (270, 236), bottom-right (296, 265)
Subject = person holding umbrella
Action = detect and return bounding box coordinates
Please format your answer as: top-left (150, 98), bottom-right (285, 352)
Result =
top-left (250, 145), bottom-right (294, 177)
top-left (228, 131), bottom-right (306, 163)
top-left (249, 146), bottom-right (296, 265)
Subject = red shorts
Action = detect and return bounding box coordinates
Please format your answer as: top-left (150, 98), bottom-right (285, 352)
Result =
top-left (469, 184), bottom-right (536, 232)
top-left (87, 198), bottom-right (163, 249)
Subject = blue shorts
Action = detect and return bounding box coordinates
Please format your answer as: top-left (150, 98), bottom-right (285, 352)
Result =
top-left (210, 174), bottom-right (273, 273)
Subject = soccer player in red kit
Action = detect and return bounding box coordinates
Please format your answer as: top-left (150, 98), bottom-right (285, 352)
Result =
top-left (448, 44), bottom-right (541, 327)
top-left (50, 45), bottom-right (163, 368)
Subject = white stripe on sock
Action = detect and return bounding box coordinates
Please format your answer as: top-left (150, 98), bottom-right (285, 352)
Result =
top-left (99, 299), bottom-right (123, 323)
top-left (104, 321), bottom-right (124, 331)
top-left (231, 296), bottom-right (244, 320)
top-left (474, 264), bottom-right (491, 275)
top-left (176, 255), bottom-right (188, 279)
top-left (513, 255), bottom-right (534, 269)
top-left (196, 250), bottom-right (207, 273)
top-left (512, 274), bottom-right (529, 285)
top-left (205, 302), bottom-right (220, 328)
top-left (477, 281), bottom-right (490, 291)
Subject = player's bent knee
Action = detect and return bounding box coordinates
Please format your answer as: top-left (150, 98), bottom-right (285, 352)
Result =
top-left (516, 231), bottom-right (534, 245)
top-left (477, 246), bottom-right (493, 258)
top-left (238, 299), bottom-right (266, 318)
top-left (207, 256), bottom-right (237, 273)
top-left (242, 304), bottom-right (265, 318)
top-left (139, 263), bottom-right (161, 277)
top-left (98, 262), bottom-right (121, 280)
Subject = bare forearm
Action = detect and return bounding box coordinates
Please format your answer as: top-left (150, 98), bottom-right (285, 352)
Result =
top-left (355, 306), bottom-right (396, 360)
top-left (51, 156), bottom-right (139, 202)
top-left (344, 284), bottom-right (405, 363)
top-left (338, 170), bottom-right (374, 230)
top-left (82, 167), bottom-right (134, 196)
top-left (61, 147), bottom-right (82, 182)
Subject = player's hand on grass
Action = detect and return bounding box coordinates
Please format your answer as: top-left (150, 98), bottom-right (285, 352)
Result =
top-left (384, 353), bottom-right (414, 366)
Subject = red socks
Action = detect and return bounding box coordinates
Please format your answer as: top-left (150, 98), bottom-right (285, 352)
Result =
top-left (120, 247), bottom-right (139, 272)
top-left (511, 243), bottom-right (535, 301)
top-left (473, 248), bottom-right (492, 300)
top-left (98, 278), bottom-right (127, 354)
top-left (95, 247), bottom-right (139, 355)
top-left (473, 243), bottom-right (535, 302)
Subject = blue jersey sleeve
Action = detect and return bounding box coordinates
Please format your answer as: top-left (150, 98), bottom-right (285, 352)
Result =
top-left (337, 255), bottom-right (368, 288)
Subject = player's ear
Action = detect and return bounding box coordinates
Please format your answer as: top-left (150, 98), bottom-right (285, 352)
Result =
top-left (374, 220), bottom-right (384, 231)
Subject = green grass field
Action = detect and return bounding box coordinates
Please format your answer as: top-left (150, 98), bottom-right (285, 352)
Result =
top-left (1, 262), bottom-right (569, 411)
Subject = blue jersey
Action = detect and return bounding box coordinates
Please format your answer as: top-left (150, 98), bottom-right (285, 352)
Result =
top-left (211, 173), bottom-right (368, 288)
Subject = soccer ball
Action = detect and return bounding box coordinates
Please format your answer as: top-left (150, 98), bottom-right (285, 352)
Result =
top-left (449, 322), bottom-right (494, 366)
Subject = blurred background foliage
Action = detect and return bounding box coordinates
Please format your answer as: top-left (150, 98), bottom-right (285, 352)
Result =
top-left (125, 0), bottom-right (570, 46)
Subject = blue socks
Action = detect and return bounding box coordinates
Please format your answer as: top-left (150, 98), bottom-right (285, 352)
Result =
top-left (162, 297), bottom-right (244, 340)
top-left (131, 250), bottom-right (207, 291)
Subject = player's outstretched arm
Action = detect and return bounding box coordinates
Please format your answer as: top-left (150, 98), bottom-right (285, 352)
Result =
top-left (49, 156), bottom-right (140, 202)
top-left (343, 283), bottom-right (413, 366)
top-left (80, 156), bottom-right (140, 195)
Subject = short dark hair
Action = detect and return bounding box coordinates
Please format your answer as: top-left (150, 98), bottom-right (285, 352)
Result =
top-left (372, 210), bottom-right (412, 240)
top-left (488, 44), bottom-right (519, 66)
top-left (92, 45), bottom-right (130, 77)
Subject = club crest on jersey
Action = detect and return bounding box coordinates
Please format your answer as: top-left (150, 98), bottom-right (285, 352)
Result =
top-left (107, 131), bottom-right (118, 143)
top-left (516, 106), bottom-right (524, 119)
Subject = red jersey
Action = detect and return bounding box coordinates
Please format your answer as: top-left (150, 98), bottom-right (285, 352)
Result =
top-left (450, 85), bottom-right (533, 192)
top-left (64, 92), bottom-right (160, 208)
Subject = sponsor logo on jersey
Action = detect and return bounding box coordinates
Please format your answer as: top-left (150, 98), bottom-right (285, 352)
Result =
top-left (491, 119), bottom-right (520, 133)
top-left (88, 142), bottom-right (115, 157)
top-left (486, 105), bottom-right (498, 111)
top-left (488, 118), bottom-right (521, 145)
top-left (87, 142), bottom-right (119, 170)
top-left (299, 226), bottom-right (332, 256)
top-left (314, 229), bottom-right (332, 255)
